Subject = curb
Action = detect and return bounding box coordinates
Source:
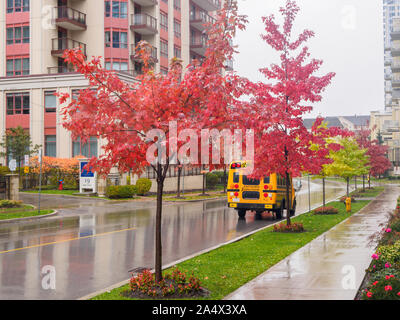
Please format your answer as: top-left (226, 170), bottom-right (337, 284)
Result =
top-left (78, 183), bottom-right (354, 300)
top-left (0, 210), bottom-right (58, 224)
top-left (164, 196), bottom-right (224, 203)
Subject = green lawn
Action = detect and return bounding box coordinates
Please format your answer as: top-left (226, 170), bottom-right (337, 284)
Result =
top-left (0, 206), bottom-right (54, 220)
top-left (350, 186), bottom-right (384, 198)
top-left (92, 199), bottom-right (371, 300)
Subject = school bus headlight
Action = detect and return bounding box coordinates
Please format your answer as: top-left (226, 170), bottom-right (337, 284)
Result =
top-left (230, 203), bottom-right (237, 208)
top-left (265, 204), bottom-right (273, 209)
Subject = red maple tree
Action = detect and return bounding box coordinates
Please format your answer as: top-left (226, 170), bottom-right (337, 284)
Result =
top-left (245, 0), bottom-right (336, 226)
top-left (356, 128), bottom-right (391, 187)
top-left (58, 2), bottom-right (247, 282)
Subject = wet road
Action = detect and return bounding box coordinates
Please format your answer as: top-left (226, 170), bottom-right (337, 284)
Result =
top-left (0, 179), bottom-right (346, 299)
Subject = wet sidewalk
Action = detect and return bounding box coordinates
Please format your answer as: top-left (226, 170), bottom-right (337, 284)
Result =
top-left (225, 186), bottom-right (399, 300)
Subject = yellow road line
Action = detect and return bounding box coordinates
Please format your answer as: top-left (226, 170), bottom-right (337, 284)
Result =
top-left (0, 226), bottom-right (137, 255)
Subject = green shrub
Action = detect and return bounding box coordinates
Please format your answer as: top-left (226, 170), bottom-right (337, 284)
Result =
top-left (136, 178), bottom-right (152, 196)
top-left (106, 185), bottom-right (136, 199)
top-left (377, 241), bottom-right (400, 265)
top-left (213, 171), bottom-right (226, 184)
top-left (0, 200), bottom-right (23, 208)
top-left (362, 276), bottom-right (400, 300)
top-left (391, 219), bottom-right (400, 233)
top-left (206, 173), bottom-right (219, 189)
top-left (0, 166), bottom-right (10, 176)
top-left (314, 206), bottom-right (339, 215)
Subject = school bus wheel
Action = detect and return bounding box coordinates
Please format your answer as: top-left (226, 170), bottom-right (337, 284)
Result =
top-left (237, 209), bottom-right (246, 219)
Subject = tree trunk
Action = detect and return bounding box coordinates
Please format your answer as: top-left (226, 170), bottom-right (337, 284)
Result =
top-left (346, 177), bottom-right (350, 197)
top-left (322, 177), bottom-right (326, 208)
top-left (202, 165), bottom-right (206, 195)
top-left (354, 176), bottom-right (357, 190)
top-left (363, 175), bottom-right (365, 192)
top-left (368, 174), bottom-right (371, 189)
top-left (177, 165), bottom-right (182, 198)
top-left (223, 166), bottom-right (227, 193)
top-left (155, 165), bottom-right (165, 283)
top-left (285, 171), bottom-right (291, 226)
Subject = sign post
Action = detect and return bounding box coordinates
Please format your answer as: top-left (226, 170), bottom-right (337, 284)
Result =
top-left (38, 149), bottom-right (43, 214)
top-left (79, 159), bottom-right (97, 194)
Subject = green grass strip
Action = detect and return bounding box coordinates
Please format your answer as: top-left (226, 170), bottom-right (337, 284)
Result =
top-left (0, 209), bottom-right (53, 220)
top-left (92, 199), bottom-right (371, 300)
top-left (350, 187), bottom-right (384, 198)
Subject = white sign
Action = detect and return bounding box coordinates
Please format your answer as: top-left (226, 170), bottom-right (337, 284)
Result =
top-left (25, 155), bottom-right (29, 167)
top-left (9, 159), bottom-right (17, 172)
top-left (38, 150), bottom-right (42, 164)
top-left (79, 160), bottom-right (97, 193)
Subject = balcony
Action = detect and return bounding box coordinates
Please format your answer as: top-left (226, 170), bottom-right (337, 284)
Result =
top-left (392, 44), bottom-right (400, 57)
top-left (131, 13), bottom-right (158, 35)
top-left (130, 44), bottom-right (158, 63)
top-left (190, 36), bottom-right (208, 56)
top-left (132, 0), bottom-right (158, 6)
top-left (392, 28), bottom-right (400, 41)
top-left (54, 7), bottom-right (86, 31)
top-left (47, 66), bottom-right (76, 74)
top-left (190, 10), bottom-right (216, 31)
top-left (385, 57), bottom-right (392, 66)
top-left (191, 0), bottom-right (220, 11)
top-left (385, 73), bottom-right (392, 81)
top-left (393, 77), bottom-right (400, 88)
top-left (392, 62), bottom-right (400, 72)
top-left (51, 38), bottom-right (87, 57)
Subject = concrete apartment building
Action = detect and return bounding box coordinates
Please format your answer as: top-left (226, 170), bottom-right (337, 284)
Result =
top-left (0, 0), bottom-right (227, 191)
top-left (371, 13), bottom-right (400, 169)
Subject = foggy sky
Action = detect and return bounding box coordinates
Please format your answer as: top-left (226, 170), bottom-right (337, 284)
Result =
top-left (234, 0), bottom-right (384, 118)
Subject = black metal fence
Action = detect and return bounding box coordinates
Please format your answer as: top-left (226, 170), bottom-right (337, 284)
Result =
top-left (0, 176), bottom-right (10, 200)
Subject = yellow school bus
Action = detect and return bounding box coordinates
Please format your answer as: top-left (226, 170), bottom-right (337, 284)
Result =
top-left (227, 160), bottom-right (298, 219)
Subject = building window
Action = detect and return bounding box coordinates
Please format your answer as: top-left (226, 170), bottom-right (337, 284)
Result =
top-left (73, 137), bottom-right (98, 158)
top-left (105, 59), bottom-right (128, 71)
top-left (160, 39), bottom-right (168, 58)
top-left (105, 30), bottom-right (128, 48)
top-left (45, 91), bottom-right (57, 113)
top-left (174, 19), bottom-right (181, 38)
top-left (6, 25), bottom-right (30, 45)
top-left (160, 12), bottom-right (168, 31)
top-left (6, 57), bottom-right (29, 76)
top-left (108, 1), bottom-right (127, 19)
top-left (6, 92), bottom-right (30, 115)
top-left (174, 45), bottom-right (181, 58)
top-left (45, 136), bottom-right (56, 157)
top-left (105, 1), bottom-right (111, 17)
top-left (174, 0), bottom-right (181, 11)
top-left (7, 0), bottom-right (29, 13)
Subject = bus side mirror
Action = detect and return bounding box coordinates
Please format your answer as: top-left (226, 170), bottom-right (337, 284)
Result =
top-left (294, 180), bottom-right (302, 191)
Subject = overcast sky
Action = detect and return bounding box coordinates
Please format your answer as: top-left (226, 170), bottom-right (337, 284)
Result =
top-left (234, 0), bottom-right (384, 118)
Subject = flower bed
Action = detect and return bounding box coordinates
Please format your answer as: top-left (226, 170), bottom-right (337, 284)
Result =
top-left (273, 222), bottom-right (304, 233)
top-left (122, 268), bottom-right (209, 299)
top-left (357, 197), bottom-right (400, 300)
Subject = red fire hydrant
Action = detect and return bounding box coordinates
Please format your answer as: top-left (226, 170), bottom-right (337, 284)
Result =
top-left (58, 180), bottom-right (63, 191)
